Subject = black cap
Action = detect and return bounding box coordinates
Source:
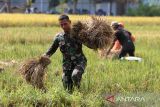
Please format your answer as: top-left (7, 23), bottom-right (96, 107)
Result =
top-left (59, 14), bottom-right (70, 21)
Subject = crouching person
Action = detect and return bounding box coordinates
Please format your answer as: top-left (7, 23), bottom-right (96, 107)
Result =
top-left (108, 22), bottom-right (135, 58)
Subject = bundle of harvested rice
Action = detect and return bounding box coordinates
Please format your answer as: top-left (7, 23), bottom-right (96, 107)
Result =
top-left (19, 56), bottom-right (51, 90)
top-left (71, 16), bottom-right (114, 50)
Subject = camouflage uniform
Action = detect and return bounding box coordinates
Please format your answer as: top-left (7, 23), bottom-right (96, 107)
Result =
top-left (45, 32), bottom-right (87, 91)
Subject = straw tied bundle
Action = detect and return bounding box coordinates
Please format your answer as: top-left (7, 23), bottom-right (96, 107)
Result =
top-left (70, 16), bottom-right (114, 50)
top-left (19, 56), bottom-right (51, 90)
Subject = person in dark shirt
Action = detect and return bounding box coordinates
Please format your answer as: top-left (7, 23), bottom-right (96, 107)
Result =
top-left (44, 15), bottom-right (87, 92)
top-left (108, 22), bottom-right (135, 58)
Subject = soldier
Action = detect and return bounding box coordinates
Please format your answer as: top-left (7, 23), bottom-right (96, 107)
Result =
top-left (44, 15), bottom-right (87, 92)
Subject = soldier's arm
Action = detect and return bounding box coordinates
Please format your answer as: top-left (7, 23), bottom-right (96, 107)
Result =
top-left (44, 36), bottom-right (59, 57)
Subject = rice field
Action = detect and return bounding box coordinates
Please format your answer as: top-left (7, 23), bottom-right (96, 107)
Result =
top-left (0, 14), bottom-right (160, 107)
top-left (0, 14), bottom-right (160, 27)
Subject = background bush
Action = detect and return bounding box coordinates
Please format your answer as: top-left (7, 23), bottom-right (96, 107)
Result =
top-left (127, 4), bottom-right (160, 16)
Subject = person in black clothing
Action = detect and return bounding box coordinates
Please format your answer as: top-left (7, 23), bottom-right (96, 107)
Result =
top-left (108, 22), bottom-right (135, 58)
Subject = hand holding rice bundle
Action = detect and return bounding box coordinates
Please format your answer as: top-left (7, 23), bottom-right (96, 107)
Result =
top-left (19, 56), bottom-right (51, 91)
top-left (70, 16), bottom-right (114, 50)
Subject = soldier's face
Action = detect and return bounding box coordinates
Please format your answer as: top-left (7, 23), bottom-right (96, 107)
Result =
top-left (59, 19), bottom-right (71, 32)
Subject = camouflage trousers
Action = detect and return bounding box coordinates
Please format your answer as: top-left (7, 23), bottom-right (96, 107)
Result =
top-left (62, 62), bottom-right (86, 92)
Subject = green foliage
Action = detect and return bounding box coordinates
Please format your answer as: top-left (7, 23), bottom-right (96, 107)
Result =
top-left (127, 4), bottom-right (160, 16)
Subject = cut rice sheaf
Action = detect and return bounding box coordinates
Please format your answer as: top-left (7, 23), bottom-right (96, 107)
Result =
top-left (71, 16), bottom-right (114, 50)
top-left (19, 56), bottom-right (51, 91)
